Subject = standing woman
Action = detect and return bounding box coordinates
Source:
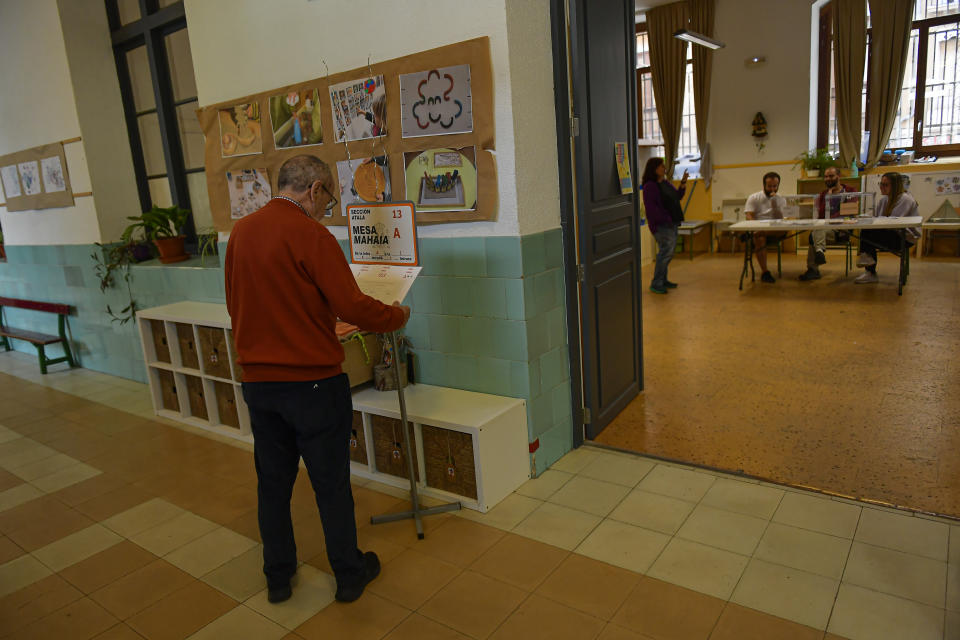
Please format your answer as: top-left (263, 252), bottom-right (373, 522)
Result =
top-left (641, 157), bottom-right (687, 294)
top-left (854, 172), bottom-right (919, 284)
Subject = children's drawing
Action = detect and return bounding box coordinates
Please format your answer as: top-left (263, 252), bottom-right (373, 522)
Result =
top-left (226, 168), bottom-right (271, 219)
top-left (399, 64), bottom-right (473, 138)
top-left (329, 76), bottom-right (386, 143)
top-left (41, 156), bottom-right (66, 193)
top-left (0, 165), bottom-right (21, 199)
top-left (17, 161), bottom-right (41, 196)
top-left (219, 103), bottom-right (263, 157)
top-left (269, 88), bottom-right (323, 148)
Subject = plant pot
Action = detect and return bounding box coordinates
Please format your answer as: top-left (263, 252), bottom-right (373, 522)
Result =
top-left (154, 236), bottom-right (189, 263)
top-left (130, 242), bottom-right (152, 262)
top-left (806, 169), bottom-right (820, 178)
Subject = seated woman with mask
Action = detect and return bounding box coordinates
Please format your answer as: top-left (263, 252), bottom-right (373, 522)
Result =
top-left (854, 172), bottom-right (919, 284)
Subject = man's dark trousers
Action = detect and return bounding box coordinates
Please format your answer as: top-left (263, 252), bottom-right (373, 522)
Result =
top-left (242, 374), bottom-right (364, 589)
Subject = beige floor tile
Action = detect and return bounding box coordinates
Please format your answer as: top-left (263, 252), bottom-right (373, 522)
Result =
top-left (456, 493), bottom-right (541, 531)
top-left (854, 507), bottom-right (949, 561)
top-left (646, 537), bottom-right (748, 600)
top-left (636, 464), bottom-right (715, 502)
top-left (548, 475), bottom-right (631, 517)
top-left (186, 604), bottom-right (289, 640)
top-left (130, 511), bottom-right (220, 556)
top-left (949, 564), bottom-right (960, 613)
top-left (0, 553), bottom-right (52, 597)
top-left (419, 570), bottom-right (526, 639)
top-left (512, 502), bottom-right (602, 550)
top-left (31, 523), bottom-right (122, 572)
top-left (828, 583), bottom-right (943, 640)
top-left (515, 469), bottom-right (574, 500)
top-left (127, 580), bottom-right (237, 640)
top-left (842, 541), bottom-right (947, 607)
top-left (731, 558), bottom-right (839, 630)
top-left (202, 545), bottom-right (266, 602)
top-left (469, 533), bottom-right (568, 591)
top-left (947, 610), bottom-right (960, 640)
top-left (536, 553), bottom-right (641, 620)
top-left (550, 447), bottom-right (602, 474)
top-left (165, 526), bottom-right (258, 578)
top-left (0, 427), bottom-right (21, 445)
top-left (382, 612), bottom-right (470, 639)
top-left (367, 548), bottom-right (460, 609)
top-left (9, 452), bottom-right (81, 481)
top-left (0, 482), bottom-right (43, 512)
top-left (245, 564), bottom-right (336, 629)
top-left (489, 593), bottom-right (605, 640)
top-left (32, 463), bottom-right (102, 493)
top-left (675, 504), bottom-right (768, 556)
top-left (0, 535), bottom-right (23, 565)
top-left (773, 491), bottom-right (862, 538)
top-left (414, 517), bottom-right (504, 567)
top-left (608, 488), bottom-right (695, 535)
top-left (952, 525), bottom-right (960, 564)
top-left (102, 497), bottom-right (185, 538)
top-left (295, 591), bottom-right (409, 640)
top-left (754, 522), bottom-right (851, 580)
top-left (574, 519), bottom-right (669, 574)
top-left (701, 478), bottom-right (785, 519)
top-left (577, 453), bottom-right (655, 487)
top-left (0, 438), bottom-right (57, 469)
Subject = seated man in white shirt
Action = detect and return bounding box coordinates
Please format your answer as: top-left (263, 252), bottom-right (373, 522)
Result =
top-left (744, 172), bottom-right (789, 283)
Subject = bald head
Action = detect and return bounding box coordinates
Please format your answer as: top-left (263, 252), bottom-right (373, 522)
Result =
top-left (277, 155), bottom-right (332, 194)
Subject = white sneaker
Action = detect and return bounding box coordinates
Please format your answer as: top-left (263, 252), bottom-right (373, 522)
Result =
top-left (855, 271), bottom-right (879, 284)
top-left (856, 253), bottom-right (876, 267)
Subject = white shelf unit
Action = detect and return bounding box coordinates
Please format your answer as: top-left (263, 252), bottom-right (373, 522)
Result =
top-left (135, 303), bottom-right (530, 512)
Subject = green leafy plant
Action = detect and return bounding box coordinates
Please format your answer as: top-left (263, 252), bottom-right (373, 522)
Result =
top-left (197, 227), bottom-right (219, 266)
top-left (122, 205), bottom-right (190, 243)
top-left (794, 148), bottom-right (836, 173)
top-left (91, 242), bottom-right (140, 324)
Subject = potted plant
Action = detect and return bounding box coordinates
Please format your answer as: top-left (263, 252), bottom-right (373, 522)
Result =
top-left (795, 148), bottom-right (836, 178)
top-left (197, 227), bottom-right (219, 266)
top-left (123, 205), bottom-right (191, 263)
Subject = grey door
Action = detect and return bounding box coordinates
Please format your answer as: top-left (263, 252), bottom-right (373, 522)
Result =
top-left (568, 0), bottom-right (643, 439)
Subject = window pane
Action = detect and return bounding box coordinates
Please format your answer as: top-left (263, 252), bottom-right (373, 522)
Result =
top-left (148, 177), bottom-right (172, 208)
top-left (126, 46), bottom-right (155, 112)
top-left (914, 0), bottom-right (960, 21)
top-left (187, 172), bottom-right (213, 231)
top-left (165, 29), bottom-right (198, 102)
top-left (137, 113), bottom-right (166, 175)
top-left (640, 72), bottom-right (662, 143)
top-left (921, 21), bottom-right (960, 146)
top-left (117, 0), bottom-right (140, 25)
top-left (887, 29), bottom-right (920, 149)
top-left (677, 56), bottom-right (699, 158)
top-left (177, 102), bottom-right (204, 170)
top-left (636, 32), bottom-right (650, 68)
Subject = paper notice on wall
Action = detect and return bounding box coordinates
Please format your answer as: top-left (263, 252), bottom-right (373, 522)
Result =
top-left (350, 264), bottom-right (421, 305)
top-left (0, 165), bottom-right (21, 199)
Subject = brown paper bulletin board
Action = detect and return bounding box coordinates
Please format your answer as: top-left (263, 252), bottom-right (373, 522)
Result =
top-left (0, 142), bottom-right (74, 211)
top-left (197, 37), bottom-right (496, 232)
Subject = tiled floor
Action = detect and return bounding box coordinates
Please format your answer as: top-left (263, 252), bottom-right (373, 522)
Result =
top-left (598, 253), bottom-right (960, 516)
top-left (0, 353), bottom-right (957, 639)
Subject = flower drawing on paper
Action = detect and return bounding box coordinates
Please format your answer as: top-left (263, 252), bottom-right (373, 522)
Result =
top-left (412, 69), bottom-right (463, 130)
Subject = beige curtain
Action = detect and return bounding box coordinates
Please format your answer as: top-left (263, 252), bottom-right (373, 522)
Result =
top-left (866, 0), bottom-right (914, 166)
top-left (688, 0), bottom-right (715, 186)
top-left (648, 1), bottom-right (689, 172)
top-left (832, 0), bottom-right (867, 166)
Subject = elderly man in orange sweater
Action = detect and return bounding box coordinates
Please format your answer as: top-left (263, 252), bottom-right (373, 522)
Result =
top-left (225, 155), bottom-right (409, 604)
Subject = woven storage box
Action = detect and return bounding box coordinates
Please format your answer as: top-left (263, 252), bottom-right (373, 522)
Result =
top-left (349, 410), bottom-right (368, 464)
top-left (226, 330), bottom-right (242, 381)
top-left (421, 424), bottom-right (478, 499)
top-left (342, 333), bottom-right (382, 387)
top-left (176, 323), bottom-right (199, 369)
top-left (157, 369), bottom-right (178, 411)
top-left (150, 319), bottom-right (171, 363)
top-left (213, 380), bottom-right (239, 429)
top-left (370, 414), bottom-right (419, 480)
top-left (184, 375), bottom-right (208, 420)
top-left (197, 326), bottom-right (232, 379)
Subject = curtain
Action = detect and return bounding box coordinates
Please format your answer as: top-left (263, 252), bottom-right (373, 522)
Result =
top-left (832, 0), bottom-right (867, 166)
top-left (688, 0), bottom-right (715, 186)
top-left (648, 1), bottom-right (689, 173)
top-left (865, 0), bottom-right (914, 166)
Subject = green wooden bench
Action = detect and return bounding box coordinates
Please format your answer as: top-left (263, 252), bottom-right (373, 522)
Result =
top-left (0, 297), bottom-right (76, 374)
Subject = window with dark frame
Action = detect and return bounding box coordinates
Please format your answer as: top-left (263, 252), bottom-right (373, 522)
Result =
top-left (820, 0), bottom-right (960, 158)
top-left (106, 0), bottom-right (204, 247)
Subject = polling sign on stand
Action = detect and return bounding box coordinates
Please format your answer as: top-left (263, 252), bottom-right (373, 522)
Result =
top-left (346, 200), bottom-right (461, 539)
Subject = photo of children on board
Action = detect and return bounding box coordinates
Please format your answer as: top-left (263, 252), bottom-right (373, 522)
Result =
top-left (337, 156), bottom-right (391, 218)
top-left (226, 168), bottom-right (271, 219)
top-left (219, 103), bottom-right (263, 157)
top-left (329, 76), bottom-right (387, 143)
top-left (269, 88), bottom-right (323, 149)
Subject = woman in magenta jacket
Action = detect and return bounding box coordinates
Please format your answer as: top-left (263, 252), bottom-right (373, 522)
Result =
top-left (641, 157), bottom-right (687, 293)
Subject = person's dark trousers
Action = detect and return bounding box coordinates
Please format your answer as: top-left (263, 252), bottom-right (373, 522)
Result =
top-left (242, 374), bottom-right (364, 591)
top-left (652, 225), bottom-right (678, 289)
top-left (860, 229), bottom-right (910, 272)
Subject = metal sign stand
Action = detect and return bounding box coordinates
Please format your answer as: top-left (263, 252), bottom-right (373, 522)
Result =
top-left (369, 332), bottom-right (460, 539)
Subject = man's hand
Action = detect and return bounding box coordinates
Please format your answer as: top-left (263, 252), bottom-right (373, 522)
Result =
top-left (392, 301), bottom-right (411, 326)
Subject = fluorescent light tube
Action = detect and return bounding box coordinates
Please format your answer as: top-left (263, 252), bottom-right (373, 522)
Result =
top-left (673, 29), bottom-right (725, 50)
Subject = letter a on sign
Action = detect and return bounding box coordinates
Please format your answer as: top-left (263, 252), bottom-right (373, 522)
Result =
top-left (394, 228), bottom-right (401, 239)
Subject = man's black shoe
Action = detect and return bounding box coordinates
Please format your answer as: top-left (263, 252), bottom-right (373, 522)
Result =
top-left (665, 280), bottom-right (678, 288)
top-left (760, 271), bottom-right (776, 283)
top-left (267, 583), bottom-right (292, 603)
top-left (814, 250), bottom-right (827, 265)
top-left (335, 552), bottom-right (381, 603)
top-left (798, 268), bottom-right (821, 281)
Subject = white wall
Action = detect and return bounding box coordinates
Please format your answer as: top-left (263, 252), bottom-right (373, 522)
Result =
top-left (707, 0), bottom-right (813, 206)
top-left (184, 0), bottom-right (561, 238)
top-left (0, 0), bottom-right (101, 245)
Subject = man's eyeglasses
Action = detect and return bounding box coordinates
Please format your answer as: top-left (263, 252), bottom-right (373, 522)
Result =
top-left (318, 182), bottom-right (338, 212)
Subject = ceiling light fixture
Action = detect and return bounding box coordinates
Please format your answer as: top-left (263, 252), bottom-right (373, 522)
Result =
top-left (673, 29), bottom-right (725, 50)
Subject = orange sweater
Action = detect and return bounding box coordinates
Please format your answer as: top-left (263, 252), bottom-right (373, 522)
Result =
top-left (225, 198), bottom-right (405, 382)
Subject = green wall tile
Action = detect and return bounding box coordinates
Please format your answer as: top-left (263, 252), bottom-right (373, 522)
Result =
top-left (504, 279), bottom-right (525, 320)
top-left (410, 277), bottom-right (443, 314)
top-left (526, 312), bottom-right (550, 360)
top-left (427, 314), bottom-right (461, 353)
top-left (484, 236), bottom-right (522, 278)
top-left (403, 313), bottom-right (430, 350)
top-left (489, 319), bottom-right (527, 362)
top-left (476, 357), bottom-right (513, 397)
top-left (551, 382), bottom-right (573, 425)
top-left (452, 237), bottom-right (486, 277)
top-left (459, 316), bottom-right (494, 357)
top-left (439, 278), bottom-right (475, 316)
top-left (547, 307), bottom-right (568, 351)
top-left (509, 361), bottom-right (530, 397)
top-left (446, 354), bottom-right (478, 390)
top-left (529, 392), bottom-right (554, 436)
top-left (472, 278), bottom-right (506, 319)
top-left (413, 349), bottom-right (447, 386)
top-left (418, 239), bottom-right (455, 277)
top-left (533, 270), bottom-right (558, 314)
top-left (544, 228), bottom-right (564, 270)
top-left (521, 232), bottom-right (546, 275)
top-left (539, 347), bottom-right (569, 390)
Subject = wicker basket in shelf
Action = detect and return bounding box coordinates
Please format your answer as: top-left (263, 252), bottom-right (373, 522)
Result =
top-left (150, 319), bottom-right (171, 363)
top-left (184, 375), bottom-right (207, 420)
top-left (370, 414), bottom-right (419, 481)
top-left (176, 323), bottom-right (199, 369)
top-left (197, 326), bottom-right (232, 379)
top-left (214, 380), bottom-right (240, 429)
top-left (157, 369), bottom-right (178, 411)
top-left (421, 424), bottom-right (478, 499)
top-left (349, 410), bottom-right (367, 464)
